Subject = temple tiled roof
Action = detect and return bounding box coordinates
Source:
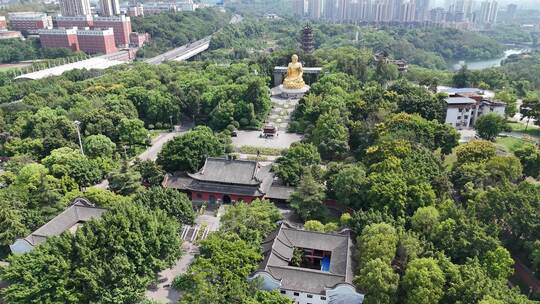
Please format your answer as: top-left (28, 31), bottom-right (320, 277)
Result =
top-left (256, 222), bottom-right (355, 294)
top-left (163, 157), bottom-right (279, 197)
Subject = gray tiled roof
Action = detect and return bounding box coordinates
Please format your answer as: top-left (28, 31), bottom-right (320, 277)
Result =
top-left (164, 158), bottom-right (276, 197)
top-left (23, 198), bottom-right (107, 246)
top-left (256, 222), bottom-right (355, 294)
top-left (188, 157), bottom-right (270, 186)
top-left (266, 185), bottom-right (295, 200)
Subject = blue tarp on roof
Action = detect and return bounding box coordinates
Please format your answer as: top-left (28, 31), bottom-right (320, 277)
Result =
top-left (321, 256), bottom-right (330, 272)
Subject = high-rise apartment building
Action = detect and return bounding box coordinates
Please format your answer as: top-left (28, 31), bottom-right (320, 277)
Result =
top-left (415, 0), bottom-right (430, 21)
top-left (293, 0), bottom-right (305, 17)
top-left (307, 0), bottom-right (322, 19)
top-left (59, 0), bottom-right (91, 16)
top-left (324, 0), bottom-right (336, 20)
top-left (478, 0), bottom-right (498, 25)
top-left (400, 0), bottom-right (416, 22)
top-left (100, 0), bottom-right (121, 17)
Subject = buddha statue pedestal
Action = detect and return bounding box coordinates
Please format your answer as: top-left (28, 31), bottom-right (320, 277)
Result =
top-left (277, 54), bottom-right (310, 99)
top-left (278, 84), bottom-right (310, 99)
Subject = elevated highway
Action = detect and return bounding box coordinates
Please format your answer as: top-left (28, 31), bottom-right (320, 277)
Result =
top-left (144, 36), bottom-right (211, 65)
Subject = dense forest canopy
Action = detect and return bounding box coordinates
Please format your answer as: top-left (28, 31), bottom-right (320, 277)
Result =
top-left (0, 8), bottom-right (539, 304)
top-left (132, 8), bottom-right (230, 58)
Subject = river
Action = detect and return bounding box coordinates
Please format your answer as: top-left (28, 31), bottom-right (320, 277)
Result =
top-left (451, 49), bottom-right (525, 71)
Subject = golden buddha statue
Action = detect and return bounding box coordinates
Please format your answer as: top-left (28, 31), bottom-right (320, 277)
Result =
top-left (283, 54), bottom-right (305, 89)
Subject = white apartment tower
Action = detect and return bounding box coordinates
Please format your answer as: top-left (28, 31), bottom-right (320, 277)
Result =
top-left (293, 0), bottom-right (306, 17)
top-left (479, 0), bottom-right (498, 25)
top-left (59, 0), bottom-right (91, 16)
top-left (308, 0), bottom-right (322, 19)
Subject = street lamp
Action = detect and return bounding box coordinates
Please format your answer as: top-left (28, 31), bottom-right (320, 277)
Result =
top-left (169, 115), bottom-right (173, 131)
top-left (74, 120), bottom-right (84, 156)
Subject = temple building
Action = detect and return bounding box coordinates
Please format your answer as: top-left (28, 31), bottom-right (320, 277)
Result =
top-left (249, 222), bottom-right (365, 304)
top-left (10, 198), bottom-right (107, 255)
top-left (162, 157), bottom-right (294, 204)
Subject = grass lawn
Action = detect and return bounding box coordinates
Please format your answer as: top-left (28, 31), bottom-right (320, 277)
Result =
top-left (508, 122), bottom-right (540, 138)
top-left (496, 136), bottom-right (534, 153)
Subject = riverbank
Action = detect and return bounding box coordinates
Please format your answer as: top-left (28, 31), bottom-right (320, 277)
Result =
top-left (451, 48), bottom-right (525, 71)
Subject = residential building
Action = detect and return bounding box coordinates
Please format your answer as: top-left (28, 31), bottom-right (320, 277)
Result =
top-left (415, 0), bottom-right (430, 21)
top-left (55, 15), bottom-right (94, 28)
top-left (0, 30), bottom-right (22, 39)
top-left (0, 16), bottom-right (7, 30)
top-left (308, 0), bottom-right (322, 19)
top-left (129, 31), bottom-right (149, 47)
top-left (324, 0), bottom-right (336, 21)
top-left (39, 27), bottom-right (79, 51)
top-left (127, 4), bottom-right (144, 17)
top-left (100, 0), bottom-right (121, 16)
top-left (143, 3), bottom-right (177, 15)
top-left (248, 222), bottom-right (365, 304)
top-left (400, 0), bottom-right (416, 22)
top-left (93, 15), bottom-right (131, 47)
top-left (59, 0), bottom-right (91, 16)
top-left (8, 12), bottom-right (53, 33)
top-left (293, 0), bottom-right (305, 17)
top-left (439, 87), bottom-right (506, 129)
top-left (162, 157), bottom-right (294, 204)
top-left (10, 198), bottom-right (107, 254)
top-left (477, 0), bottom-right (498, 25)
top-left (77, 27), bottom-right (117, 54)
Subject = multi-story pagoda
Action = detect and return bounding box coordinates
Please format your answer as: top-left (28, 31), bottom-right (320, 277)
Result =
top-left (301, 23), bottom-right (314, 54)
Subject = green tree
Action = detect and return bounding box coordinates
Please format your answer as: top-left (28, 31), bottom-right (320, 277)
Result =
top-left (108, 163), bottom-right (143, 196)
top-left (514, 144), bottom-right (540, 178)
top-left (304, 220), bottom-right (325, 232)
top-left (455, 140), bottom-right (496, 164)
top-left (157, 126), bottom-right (225, 172)
top-left (42, 147), bottom-right (103, 187)
top-left (1, 203), bottom-right (181, 303)
top-left (411, 206), bottom-right (440, 237)
top-left (475, 113), bottom-right (508, 141)
top-left (332, 164), bottom-right (367, 209)
top-left (0, 205), bottom-right (29, 248)
top-left (134, 187), bottom-right (195, 225)
top-left (220, 199), bottom-right (282, 244)
top-left (358, 223), bottom-right (398, 266)
top-left (289, 172), bottom-right (327, 221)
top-left (481, 246), bottom-right (514, 280)
top-left (118, 118), bottom-right (148, 146)
top-left (273, 143), bottom-right (321, 186)
top-left (520, 94), bottom-right (540, 127)
top-left (133, 159), bottom-right (165, 186)
top-left (83, 134), bottom-right (116, 159)
top-left (176, 232), bottom-right (261, 304)
top-left (311, 109), bottom-right (350, 160)
top-left (402, 258), bottom-right (445, 304)
top-left (355, 258), bottom-right (399, 304)
top-left (453, 65), bottom-right (472, 88)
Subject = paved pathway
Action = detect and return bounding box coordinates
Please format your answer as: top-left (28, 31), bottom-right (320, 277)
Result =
top-left (144, 209), bottom-right (223, 303)
top-left (231, 90), bottom-right (303, 151)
